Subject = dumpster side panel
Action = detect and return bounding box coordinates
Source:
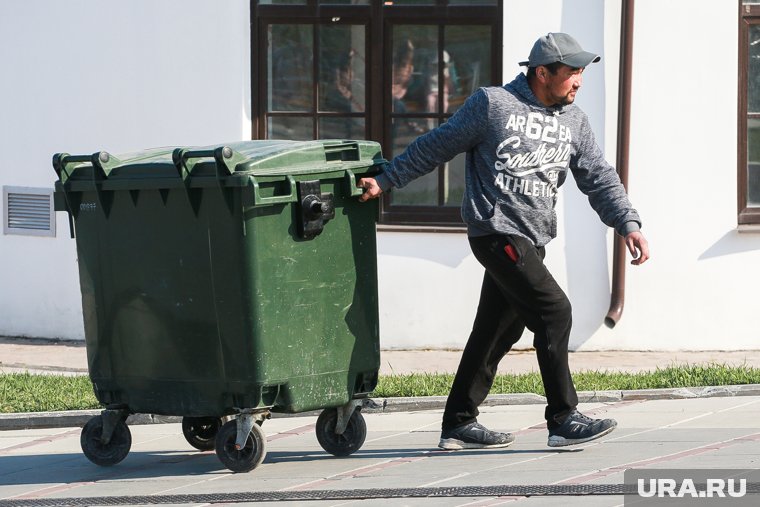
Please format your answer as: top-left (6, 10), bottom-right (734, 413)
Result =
top-left (78, 186), bottom-right (251, 416)
top-left (243, 174), bottom-right (380, 413)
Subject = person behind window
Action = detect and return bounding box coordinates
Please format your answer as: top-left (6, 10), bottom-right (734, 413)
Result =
top-left (321, 48), bottom-right (364, 139)
top-left (358, 33), bottom-right (650, 450)
top-left (324, 48), bottom-right (363, 113)
top-left (392, 38), bottom-right (415, 112)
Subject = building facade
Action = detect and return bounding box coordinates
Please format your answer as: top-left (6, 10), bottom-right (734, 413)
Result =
top-left (1, 0), bottom-right (758, 351)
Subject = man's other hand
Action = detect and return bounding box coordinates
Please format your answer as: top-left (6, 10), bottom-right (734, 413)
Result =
top-left (625, 231), bottom-right (650, 266)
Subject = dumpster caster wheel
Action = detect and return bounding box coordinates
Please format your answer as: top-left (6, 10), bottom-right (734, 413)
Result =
top-left (182, 416), bottom-right (221, 451)
top-left (80, 415), bottom-right (132, 466)
top-left (316, 408), bottom-right (366, 457)
top-left (215, 419), bottom-right (266, 472)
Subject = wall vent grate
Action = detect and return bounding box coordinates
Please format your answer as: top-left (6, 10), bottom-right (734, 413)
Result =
top-left (3, 186), bottom-right (56, 237)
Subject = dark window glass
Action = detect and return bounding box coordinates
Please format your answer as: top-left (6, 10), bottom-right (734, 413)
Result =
top-left (445, 25), bottom-right (492, 114)
top-left (268, 25), bottom-right (313, 112)
top-left (385, 0), bottom-right (435, 4)
top-left (319, 117), bottom-right (365, 139)
top-left (390, 118), bottom-right (437, 206)
top-left (444, 152), bottom-right (466, 207)
top-left (741, 8), bottom-right (760, 222)
top-left (749, 25), bottom-right (760, 113)
top-left (319, 25), bottom-right (366, 113)
top-left (268, 116), bottom-right (313, 140)
top-left (387, 23), bottom-right (493, 214)
top-left (392, 26), bottom-right (438, 114)
top-left (748, 118), bottom-right (760, 206)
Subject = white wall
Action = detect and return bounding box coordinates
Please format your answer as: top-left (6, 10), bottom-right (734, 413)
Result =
top-left (0, 0), bottom-right (251, 339)
top-left (592, 0), bottom-right (758, 350)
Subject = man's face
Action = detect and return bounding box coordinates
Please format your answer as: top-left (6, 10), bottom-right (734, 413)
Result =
top-left (540, 64), bottom-right (584, 106)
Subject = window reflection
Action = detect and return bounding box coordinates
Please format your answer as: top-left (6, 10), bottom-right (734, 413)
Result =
top-left (392, 26), bottom-right (436, 114)
top-left (385, 0), bottom-right (435, 4)
top-left (445, 25), bottom-right (491, 114)
top-left (319, 118), bottom-right (365, 140)
top-left (390, 118), bottom-right (437, 206)
top-left (268, 25), bottom-right (313, 112)
top-left (748, 118), bottom-right (760, 206)
top-left (389, 25), bottom-right (492, 209)
top-left (320, 25), bottom-right (366, 113)
top-left (392, 25), bottom-right (491, 116)
top-left (749, 26), bottom-right (760, 113)
top-left (267, 116), bottom-right (312, 140)
top-left (444, 153), bottom-right (466, 207)
top-left (318, 0), bottom-right (369, 4)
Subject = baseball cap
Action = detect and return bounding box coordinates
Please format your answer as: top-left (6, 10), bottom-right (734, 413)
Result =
top-left (518, 32), bottom-right (601, 68)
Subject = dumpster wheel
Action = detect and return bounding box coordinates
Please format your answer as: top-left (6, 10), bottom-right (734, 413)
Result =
top-left (316, 407), bottom-right (367, 457)
top-left (182, 416), bottom-right (222, 451)
top-left (80, 415), bottom-right (132, 467)
top-left (215, 419), bottom-right (266, 473)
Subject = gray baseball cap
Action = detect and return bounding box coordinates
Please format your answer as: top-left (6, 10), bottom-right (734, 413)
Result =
top-left (518, 32), bottom-right (601, 68)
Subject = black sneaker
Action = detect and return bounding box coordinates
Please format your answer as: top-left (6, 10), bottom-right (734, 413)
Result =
top-left (547, 410), bottom-right (617, 447)
top-left (438, 422), bottom-right (515, 450)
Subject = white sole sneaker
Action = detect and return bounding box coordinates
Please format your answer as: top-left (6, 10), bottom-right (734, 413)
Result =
top-left (547, 424), bottom-right (616, 447)
top-left (438, 438), bottom-right (515, 450)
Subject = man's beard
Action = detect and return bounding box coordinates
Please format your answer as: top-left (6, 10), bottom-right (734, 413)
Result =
top-left (557, 92), bottom-right (576, 106)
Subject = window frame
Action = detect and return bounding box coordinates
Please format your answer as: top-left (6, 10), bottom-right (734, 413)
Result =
top-left (251, 0), bottom-right (502, 228)
top-left (252, 11), bottom-right (372, 141)
top-left (739, 1), bottom-right (760, 225)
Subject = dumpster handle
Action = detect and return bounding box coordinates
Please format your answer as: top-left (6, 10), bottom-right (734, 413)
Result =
top-left (248, 175), bottom-right (297, 206)
top-left (344, 170), bottom-right (365, 198)
top-left (172, 146), bottom-right (244, 180)
top-left (53, 151), bottom-right (118, 183)
top-left (324, 141), bottom-right (360, 162)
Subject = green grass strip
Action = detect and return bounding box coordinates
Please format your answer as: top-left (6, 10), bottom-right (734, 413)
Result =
top-left (373, 363), bottom-right (760, 398)
top-left (1, 363), bottom-right (759, 414)
top-left (0, 373), bottom-right (100, 413)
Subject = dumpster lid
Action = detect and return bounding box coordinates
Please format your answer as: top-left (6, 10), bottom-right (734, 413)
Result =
top-left (53, 140), bottom-right (384, 184)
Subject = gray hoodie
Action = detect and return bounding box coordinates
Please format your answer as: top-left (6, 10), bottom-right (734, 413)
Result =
top-left (376, 73), bottom-right (641, 246)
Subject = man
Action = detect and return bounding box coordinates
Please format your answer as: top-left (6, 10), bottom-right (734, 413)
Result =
top-left (359, 33), bottom-right (650, 449)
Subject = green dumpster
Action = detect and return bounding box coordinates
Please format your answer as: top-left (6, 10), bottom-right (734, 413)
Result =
top-left (53, 140), bottom-right (384, 472)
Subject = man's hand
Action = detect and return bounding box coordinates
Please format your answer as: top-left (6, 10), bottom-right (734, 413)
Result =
top-left (357, 177), bottom-right (383, 202)
top-left (625, 231), bottom-right (650, 266)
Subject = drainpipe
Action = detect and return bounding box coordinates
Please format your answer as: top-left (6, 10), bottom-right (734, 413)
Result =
top-left (604, 0), bottom-right (634, 328)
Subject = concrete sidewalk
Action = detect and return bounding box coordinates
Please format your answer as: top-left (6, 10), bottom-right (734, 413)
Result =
top-left (2, 336), bottom-right (760, 376)
top-left (2, 396), bottom-right (760, 506)
top-left (3, 337), bottom-right (760, 506)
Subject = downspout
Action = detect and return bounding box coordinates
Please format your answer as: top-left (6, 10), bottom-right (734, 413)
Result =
top-left (604, 0), bottom-right (635, 328)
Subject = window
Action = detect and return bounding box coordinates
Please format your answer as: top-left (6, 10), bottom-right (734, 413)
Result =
top-left (264, 23), bottom-right (367, 140)
top-left (740, 1), bottom-right (760, 224)
top-left (385, 22), bottom-right (494, 225)
top-left (252, 0), bottom-right (502, 227)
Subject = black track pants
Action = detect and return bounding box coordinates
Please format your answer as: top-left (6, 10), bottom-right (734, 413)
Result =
top-left (442, 234), bottom-right (578, 430)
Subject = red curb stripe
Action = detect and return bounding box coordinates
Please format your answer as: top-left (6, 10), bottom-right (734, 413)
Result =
top-left (286, 455), bottom-right (430, 491)
top-left (0, 428), bottom-right (80, 455)
top-left (266, 423), bottom-right (316, 442)
top-left (556, 431), bottom-right (760, 485)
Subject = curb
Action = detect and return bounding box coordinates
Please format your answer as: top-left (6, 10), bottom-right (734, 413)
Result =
top-left (2, 384), bottom-right (760, 431)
